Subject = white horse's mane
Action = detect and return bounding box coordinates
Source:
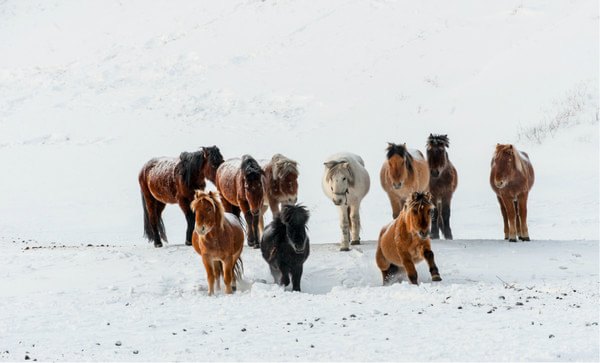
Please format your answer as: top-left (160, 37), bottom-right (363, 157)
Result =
top-left (325, 159), bottom-right (355, 186)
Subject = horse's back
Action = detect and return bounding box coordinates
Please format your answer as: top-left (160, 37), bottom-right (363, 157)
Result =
top-left (216, 158), bottom-right (242, 202)
top-left (140, 157), bottom-right (178, 203)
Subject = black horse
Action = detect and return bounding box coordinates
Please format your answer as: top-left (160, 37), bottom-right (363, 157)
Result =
top-left (260, 204), bottom-right (310, 292)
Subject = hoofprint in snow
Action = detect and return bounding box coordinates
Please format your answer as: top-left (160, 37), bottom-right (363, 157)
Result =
top-left (1, 238), bottom-right (598, 361)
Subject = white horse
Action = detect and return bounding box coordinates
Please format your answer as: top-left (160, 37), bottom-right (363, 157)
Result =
top-left (322, 152), bottom-right (370, 251)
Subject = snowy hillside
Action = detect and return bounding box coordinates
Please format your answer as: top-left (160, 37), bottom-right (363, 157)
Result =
top-left (0, 0), bottom-right (598, 361)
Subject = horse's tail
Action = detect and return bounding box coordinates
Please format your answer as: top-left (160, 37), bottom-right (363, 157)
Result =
top-left (233, 257), bottom-right (244, 283)
top-left (141, 190), bottom-right (154, 242)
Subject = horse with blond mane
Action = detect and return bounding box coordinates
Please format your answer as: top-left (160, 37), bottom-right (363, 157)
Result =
top-left (490, 144), bottom-right (535, 242)
top-left (191, 191), bottom-right (244, 296)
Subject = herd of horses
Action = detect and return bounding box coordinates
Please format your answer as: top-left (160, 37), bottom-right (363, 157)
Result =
top-left (138, 134), bottom-right (535, 293)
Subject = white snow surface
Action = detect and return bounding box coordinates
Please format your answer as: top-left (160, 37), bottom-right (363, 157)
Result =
top-left (0, 0), bottom-right (598, 361)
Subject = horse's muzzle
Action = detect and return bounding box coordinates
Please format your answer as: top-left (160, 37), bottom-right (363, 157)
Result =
top-left (286, 195), bottom-right (298, 205)
top-left (418, 230), bottom-right (430, 240)
top-left (195, 225), bottom-right (208, 236)
top-left (495, 180), bottom-right (506, 189)
top-left (430, 170), bottom-right (440, 178)
top-left (251, 210), bottom-right (260, 216)
top-left (392, 182), bottom-right (403, 190)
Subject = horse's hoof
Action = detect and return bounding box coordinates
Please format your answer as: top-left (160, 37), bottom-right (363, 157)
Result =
top-left (519, 236), bottom-right (530, 241)
top-left (340, 247), bottom-right (350, 252)
top-left (253, 244), bottom-right (260, 249)
top-left (185, 240), bottom-right (192, 246)
top-left (432, 275), bottom-right (442, 282)
top-left (508, 238), bottom-right (517, 242)
top-left (154, 242), bottom-right (163, 248)
top-left (431, 235), bottom-right (440, 240)
top-left (351, 240), bottom-right (360, 245)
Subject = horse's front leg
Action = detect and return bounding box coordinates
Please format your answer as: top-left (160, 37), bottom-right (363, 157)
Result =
top-left (349, 204), bottom-right (361, 245)
top-left (517, 193), bottom-right (530, 241)
top-left (500, 195), bottom-right (518, 242)
top-left (202, 255), bottom-right (216, 296)
top-left (400, 251), bottom-right (418, 285)
top-left (290, 264), bottom-right (303, 292)
top-left (222, 257), bottom-right (234, 294)
top-left (441, 198), bottom-right (453, 240)
top-left (430, 202), bottom-right (441, 240)
top-left (423, 248), bottom-right (442, 281)
top-left (258, 205), bottom-right (268, 240)
top-left (337, 206), bottom-right (351, 251)
top-left (496, 196), bottom-right (509, 239)
top-left (240, 202), bottom-right (256, 247)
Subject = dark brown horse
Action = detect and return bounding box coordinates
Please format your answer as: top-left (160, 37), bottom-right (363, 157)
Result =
top-left (376, 192), bottom-right (441, 285)
top-left (490, 144), bottom-right (535, 242)
top-left (215, 155), bottom-right (266, 248)
top-left (138, 146), bottom-right (224, 247)
top-left (426, 134), bottom-right (458, 240)
top-left (191, 191), bottom-right (244, 296)
top-left (380, 143), bottom-right (429, 219)
top-left (259, 154), bottom-right (299, 235)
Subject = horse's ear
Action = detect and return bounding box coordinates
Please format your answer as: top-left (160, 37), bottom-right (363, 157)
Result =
top-left (509, 144), bottom-right (513, 149)
top-left (324, 161), bottom-right (336, 169)
top-left (342, 162), bottom-right (350, 169)
top-left (424, 191), bottom-right (432, 202)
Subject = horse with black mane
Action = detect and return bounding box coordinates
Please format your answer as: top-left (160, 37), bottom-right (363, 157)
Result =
top-left (216, 155), bottom-right (266, 247)
top-left (139, 145), bottom-right (224, 247)
top-left (426, 134), bottom-right (458, 240)
top-left (260, 204), bottom-right (310, 292)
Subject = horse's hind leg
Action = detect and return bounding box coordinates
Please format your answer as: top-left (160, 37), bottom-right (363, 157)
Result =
top-left (222, 258), bottom-right (234, 294)
top-left (376, 247), bottom-right (395, 285)
top-left (517, 194), bottom-right (530, 241)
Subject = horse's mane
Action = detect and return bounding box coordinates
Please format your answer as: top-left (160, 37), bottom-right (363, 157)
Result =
top-left (387, 143), bottom-right (413, 173)
top-left (177, 150), bottom-right (205, 187)
top-left (203, 145), bottom-right (224, 168)
top-left (191, 190), bottom-right (225, 230)
top-left (325, 159), bottom-right (355, 186)
top-left (494, 144), bottom-right (525, 174)
top-left (241, 154), bottom-right (265, 182)
top-left (406, 191), bottom-right (433, 210)
top-left (271, 154), bottom-right (299, 180)
top-left (427, 134), bottom-right (450, 148)
top-left (279, 204), bottom-right (310, 227)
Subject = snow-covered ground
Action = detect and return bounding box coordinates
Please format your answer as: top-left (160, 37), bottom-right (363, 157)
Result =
top-left (0, 0), bottom-right (598, 361)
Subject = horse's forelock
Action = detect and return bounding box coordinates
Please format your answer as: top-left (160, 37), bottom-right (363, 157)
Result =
top-left (387, 143), bottom-right (414, 173)
top-left (272, 154), bottom-right (299, 180)
top-left (204, 145), bottom-right (224, 167)
top-left (326, 160), bottom-right (354, 186)
top-left (281, 204), bottom-right (310, 227)
top-left (427, 134), bottom-right (450, 148)
top-left (193, 191), bottom-right (225, 230)
top-left (407, 192), bottom-right (432, 210)
top-left (494, 144), bottom-right (525, 174)
top-left (241, 155), bottom-right (265, 181)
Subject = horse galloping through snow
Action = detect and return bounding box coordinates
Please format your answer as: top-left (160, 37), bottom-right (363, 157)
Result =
top-left (260, 204), bottom-right (310, 292)
top-left (490, 144), bottom-right (535, 242)
top-left (376, 191), bottom-right (441, 285)
top-left (138, 146), bottom-right (224, 247)
top-left (380, 142), bottom-right (430, 219)
top-left (191, 190), bottom-right (244, 296)
top-left (215, 155), bottom-right (266, 248)
top-left (322, 152), bottom-right (370, 251)
top-left (426, 134), bottom-right (458, 240)
top-left (258, 154), bottom-right (299, 235)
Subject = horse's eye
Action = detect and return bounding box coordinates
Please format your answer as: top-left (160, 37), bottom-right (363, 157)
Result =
top-left (342, 177), bottom-right (346, 181)
top-left (208, 208), bottom-right (212, 213)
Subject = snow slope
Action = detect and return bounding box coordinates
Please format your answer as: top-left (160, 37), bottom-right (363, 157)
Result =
top-left (0, 0), bottom-right (598, 361)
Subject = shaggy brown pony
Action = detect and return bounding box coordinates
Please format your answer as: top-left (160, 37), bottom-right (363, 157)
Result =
top-left (191, 191), bottom-right (244, 296)
top-left (376, 192), bottom-right (441, 285)
top-left (426, 134), bottom-right (458, 240)
top-left (490, 144), bottom-right (535, 242)
top-left (380, 142), bottom-right (430, 219)
top-left (259, 154), bottom-right (299, 235)
top-left (138, 146), bottom-right (224, 247)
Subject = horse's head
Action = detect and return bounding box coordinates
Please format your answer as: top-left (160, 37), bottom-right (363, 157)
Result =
top-left (190, 190), bottom-right (224, 236)
top-left (426, 134), bottom-right (450, 179)
top-left (203, 145), bottom-right (224, 183)
top-left (324, 160), bottom-right (354, 206)
top-left (387, 142), bottom-right (413, 189)
top-left (241, 155), bottom-right (266, 215)
top-left (492, 144), bottom-right (523, 189)
top-left (272, 154), bottom-right (299, 205)
top-left (280, 204), bottom-right (310, 254)
top-left (404, 191), bottom-right (433, 240)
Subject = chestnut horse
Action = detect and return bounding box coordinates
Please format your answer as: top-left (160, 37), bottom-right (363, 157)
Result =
top-left (380, 142), bottom-right (430, 219)
top-left (215, 155), bottom-right (266, 248)
top-left (191, 191), bottom-right (244, 296)
top-left (258, 153), bottom-right (299, 235)
top-left (139, 146), bottom-right (224, 247)
top-left (426, 134), bottom-right (458, 240)
top-left (376, 192), bottom-right (441, 285)
top-left (490, 144), bottom-right (535, 242)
